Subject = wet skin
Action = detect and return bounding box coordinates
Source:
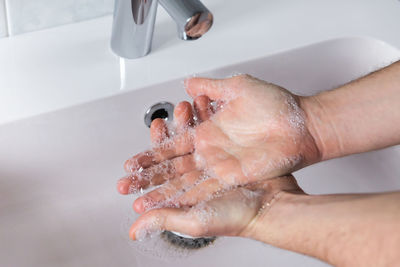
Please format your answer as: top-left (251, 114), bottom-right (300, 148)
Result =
top-left (118, 75), bottom-right (320, 213)
top-left (116, 61), bottom-right (400, 266)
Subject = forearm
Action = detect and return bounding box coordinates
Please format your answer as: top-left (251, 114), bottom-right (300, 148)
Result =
top-left (301, 60), bottom-right (400, 161)
top-left (247, 191), bottom-right (400, 266)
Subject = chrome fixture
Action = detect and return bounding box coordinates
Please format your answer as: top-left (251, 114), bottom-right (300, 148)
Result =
top-left (144, 102), bottom-right (174, 128)
top-left (111, 0), bottom-right (213, 59)
top-left (162, 231), bottom-right (216, 249)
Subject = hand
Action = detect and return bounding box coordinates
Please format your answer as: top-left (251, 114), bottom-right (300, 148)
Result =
top-left (118, 74), bottom-right (320, 212)
top-left (183, 74), bottom-right (320, 182)
top-left (118, 66), bottom-right (400, 267)
top-left (117, 94), bottom-right (305, 240)
top-left (129, 175), bottom-right (304, 241)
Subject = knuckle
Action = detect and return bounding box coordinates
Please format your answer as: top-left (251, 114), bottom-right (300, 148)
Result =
top-left (151, 118), bottom-right (164, 128)
top-left (194, 95), bottom-right (210, 106)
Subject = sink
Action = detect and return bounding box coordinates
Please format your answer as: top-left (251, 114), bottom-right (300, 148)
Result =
top-left (1, 37), bottom-right (399, 267)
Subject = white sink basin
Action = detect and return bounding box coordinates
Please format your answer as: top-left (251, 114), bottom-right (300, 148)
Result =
top-left (1, 37), bottom-right (399, 267)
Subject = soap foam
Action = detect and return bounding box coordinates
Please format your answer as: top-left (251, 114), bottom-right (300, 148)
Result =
top-left (121, 208), bottom-right (219, 261)
top-left (284, 93), bottom-right (305, 133)
top-left (122, 73), bottom-right (308, 260)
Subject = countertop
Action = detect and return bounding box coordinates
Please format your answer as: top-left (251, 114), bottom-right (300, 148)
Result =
top-left (1, 0), bottom-right (400, 125)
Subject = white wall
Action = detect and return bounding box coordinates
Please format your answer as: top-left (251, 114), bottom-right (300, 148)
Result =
top-left (0, 0), bottom-right (7, 37)
top-left (0, 0), bottom-right (114, 38)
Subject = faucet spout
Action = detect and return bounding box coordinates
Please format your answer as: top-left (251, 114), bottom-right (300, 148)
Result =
top-left (111, 0), bottom-right (158, 59)
top-left (111, 0), bottom-right (213, 59)
top-left (159, 0), bottom-right (213, 40)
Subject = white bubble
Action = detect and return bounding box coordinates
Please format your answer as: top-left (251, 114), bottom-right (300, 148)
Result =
top-left (228, 71), bottom-right (244, 78)
top-left (121, 211), bottom-right (219, 262)
top-left (284, 93), bottom-right (306, 133)
top-left (192, 202), bottom-right (217, 227)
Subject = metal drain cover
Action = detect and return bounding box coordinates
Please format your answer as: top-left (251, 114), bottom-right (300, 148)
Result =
top-left (144, 102), bottom-right (174, 128)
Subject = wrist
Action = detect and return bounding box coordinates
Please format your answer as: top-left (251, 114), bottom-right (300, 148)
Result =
top-left (243, 191), bottom-right (346, 265)
top-left (299, 94), bottom-right (342, 161)
top-left (243, 191), bottom-right (340, 265)
top-left (241, 191), bottom-right (310, 247)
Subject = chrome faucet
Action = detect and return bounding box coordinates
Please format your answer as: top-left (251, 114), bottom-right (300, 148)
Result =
top-left (111, 0), bottom-right (213, 59)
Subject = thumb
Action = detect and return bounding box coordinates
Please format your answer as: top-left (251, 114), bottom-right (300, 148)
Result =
top-left (185, 77), bottom-right (236, 100)
top-left (129, 208), bottom-right (208, 240)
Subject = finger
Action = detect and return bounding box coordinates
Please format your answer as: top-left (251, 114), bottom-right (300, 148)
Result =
top-left (193, 95), bottom-right (212, 122)
top-left (176, 177), bottom-right (224, 207)
top-left (122, 154), bottom-right (241, 197)
top-left (185, 77), bottom-right (234, 100)
top-left (174, 101), bottom-right (194, 131)
top-left (124, 151), bottom-right (155, 173)
top-left (120, 154), bottom-right (197, 195)
top-left (177, 174), bottom-right (304, 208)
top-left (133, 170), bottom-right (203, 213)
top-left (172, 157), bottom-right (254, 206)
top-left (129, 207), bottom-right (208, 240)
top-left (150, 118), bottom-right (169, 144)
top-left (125, 104), bottom-right (195, 174)
top-left (117, 169), bottom-right (168, 196)
top-left (124, 131), bottom-right (194, 173)
top-left (117, 175), bottom-right (150, 195)
top-left (152, 130), bottom-right (194, 161)
top-left (135, 154), bottom-right (197, 190)
top-left (117, 176), bottom-right (133, 195)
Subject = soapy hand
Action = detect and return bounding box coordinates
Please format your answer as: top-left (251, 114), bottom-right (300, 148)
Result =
top-left (118, 63), bottom-right (400, 267)
top-left (129, 174), bottom-right (303, 240)
top-left (118, 74), bottom-right (319, 213)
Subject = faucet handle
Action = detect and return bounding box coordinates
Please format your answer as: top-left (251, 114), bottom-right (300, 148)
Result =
top-left (159, 0), bottom-right (213, 40)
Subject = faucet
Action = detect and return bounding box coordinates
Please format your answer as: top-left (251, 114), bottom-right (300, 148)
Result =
top-left (111, 0), bottom-right (213, 59)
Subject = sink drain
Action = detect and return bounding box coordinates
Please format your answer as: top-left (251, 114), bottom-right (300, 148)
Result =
top-left (161, 231), bottom-right (216, 249)
top-left (144, 102), bottom-right (174, 128)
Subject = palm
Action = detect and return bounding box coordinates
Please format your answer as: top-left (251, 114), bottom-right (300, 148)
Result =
top-left (118, 75), bottom-right (310, 239)
top-left (117, 74), bottom-right (318, 213)
top-left (192, 76), bottom-right (318, 186)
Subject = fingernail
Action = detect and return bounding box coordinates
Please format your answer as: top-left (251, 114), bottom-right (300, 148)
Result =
top-left (117, 178), bottom-right (131, 195)
top-left (124, 159), bottom-right (135, 172)
top-left (133, 228), bottom-right (147, 241)
top-left (130, 220), bottom-right (162, 241)
top-left (133, 198), bottom-right (145, 213)
top-left (129, 225), bottom-right (138, 240)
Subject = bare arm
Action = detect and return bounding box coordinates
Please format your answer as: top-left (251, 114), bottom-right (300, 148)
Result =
top-left (246, 191), bottom-right (400, 267)
top-left (302, 60), bottom-right (400, 161)
top-left (122, 62), bottom-right (400, 266)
